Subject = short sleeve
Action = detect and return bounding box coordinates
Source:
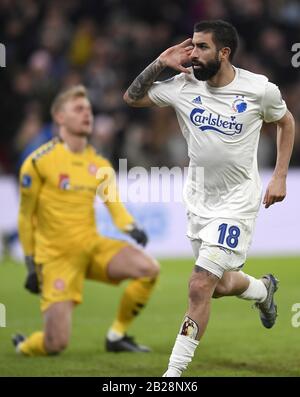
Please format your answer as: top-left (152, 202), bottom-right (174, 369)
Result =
top-left (19, 156), bottom-right (43, 195)
top-left (261, 82), bottom-right (287, 123)
top-left (148, 74), bottom-right (183, 108)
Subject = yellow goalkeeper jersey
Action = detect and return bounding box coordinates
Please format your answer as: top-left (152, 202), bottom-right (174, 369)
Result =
top-left (18, 138), bottom-right (134, 263)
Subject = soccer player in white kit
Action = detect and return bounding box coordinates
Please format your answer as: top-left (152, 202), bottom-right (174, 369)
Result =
top-left (124, 20), bottom-right (295, 377)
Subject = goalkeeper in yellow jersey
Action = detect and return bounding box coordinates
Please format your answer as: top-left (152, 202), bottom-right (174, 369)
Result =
top-left (13, 85), bottom-right (160, 356)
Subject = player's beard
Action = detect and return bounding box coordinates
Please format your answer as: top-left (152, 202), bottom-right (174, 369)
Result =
top-left (192, 54), bottom-right (221, 81)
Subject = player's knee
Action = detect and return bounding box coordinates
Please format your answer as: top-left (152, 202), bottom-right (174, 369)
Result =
top-left (148, 258), bottom-right (160, 277)
top-left (136, 257), bottom-right (160, 278)
top-left (213, 283), bottom-right (228, 298)
top-left (45, 333), bottom-right (69, 354)
top-left (188, 277), bottom-right (212, 304)
top-left (213, 277), bottom-right (233, 298)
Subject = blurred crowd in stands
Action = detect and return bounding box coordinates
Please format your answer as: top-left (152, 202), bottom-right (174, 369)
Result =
top-left (1, 0), bottom-right (299, 174)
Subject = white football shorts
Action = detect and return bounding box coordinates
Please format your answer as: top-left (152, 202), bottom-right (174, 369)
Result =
top-left (187, 211), bottom-right (257, 279)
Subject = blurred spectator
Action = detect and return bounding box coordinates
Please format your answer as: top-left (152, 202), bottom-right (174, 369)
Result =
top-left (0, 0), bottom-right (299, 174)
top-left (92, 114), bottom-right (118, 159)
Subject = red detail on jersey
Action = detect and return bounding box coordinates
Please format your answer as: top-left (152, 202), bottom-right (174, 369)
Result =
top-left (88, 163), bottom-right (98, 175)
top-left (53, 279), bottom-right (65, 291)
top-left (58, 174), bottom-right (70, 190)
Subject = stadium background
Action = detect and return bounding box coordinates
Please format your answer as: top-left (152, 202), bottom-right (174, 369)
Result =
top-left (0, 0), bottom-right (299, 377)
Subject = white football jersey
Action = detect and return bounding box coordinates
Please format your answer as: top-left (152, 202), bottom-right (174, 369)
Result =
top-left (148, 66), bottom-right (287, 219)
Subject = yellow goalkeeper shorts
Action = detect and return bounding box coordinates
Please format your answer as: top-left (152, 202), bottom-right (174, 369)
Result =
top-left (37, 236), bottom-right (129, 312)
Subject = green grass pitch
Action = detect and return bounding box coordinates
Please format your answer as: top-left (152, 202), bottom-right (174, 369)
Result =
top-left (0, 257), bottom-right (300, 377)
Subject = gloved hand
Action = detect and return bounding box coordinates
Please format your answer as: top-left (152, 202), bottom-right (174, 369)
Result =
top-left (127, 225), bottom-right (148, 247)
top-left (24, 256), bottom-right (40, 294)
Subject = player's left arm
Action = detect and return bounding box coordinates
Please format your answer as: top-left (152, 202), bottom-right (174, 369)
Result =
top-left (96, 160), bottom-right (148, 246)
top-left (263, 109), bottom-right (295, 208)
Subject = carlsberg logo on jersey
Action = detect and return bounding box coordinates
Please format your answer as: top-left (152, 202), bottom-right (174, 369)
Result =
top-left (190, 108), bottom-right (243, 136)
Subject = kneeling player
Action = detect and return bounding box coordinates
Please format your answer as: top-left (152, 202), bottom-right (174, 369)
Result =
top-left (14, 85), bottom-right (160, 356)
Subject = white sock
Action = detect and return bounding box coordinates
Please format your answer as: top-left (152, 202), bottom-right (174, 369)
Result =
top-left (107, 329), bottom-right (124, 342)
top-left (163, 334), bottom-right (199, 377)
top-left (237, 272), bottom-right (267, 303)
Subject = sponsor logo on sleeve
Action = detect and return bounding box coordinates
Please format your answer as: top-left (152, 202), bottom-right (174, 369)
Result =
top-left (21, 174), bottom-right (32, 188)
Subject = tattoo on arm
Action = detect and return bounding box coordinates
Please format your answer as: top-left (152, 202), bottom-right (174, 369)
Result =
top-left (127, 58), bottom-right (165, 101)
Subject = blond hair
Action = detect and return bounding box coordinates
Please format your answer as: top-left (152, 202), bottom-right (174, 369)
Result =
top-left (51, 85), bottom-right (89, 119)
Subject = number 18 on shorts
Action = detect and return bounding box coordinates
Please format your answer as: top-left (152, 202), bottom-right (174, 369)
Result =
top-left (187, 213), bottom-right (256, 278)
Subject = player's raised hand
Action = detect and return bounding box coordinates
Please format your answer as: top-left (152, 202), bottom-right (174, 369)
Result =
top-left (263, 175), bottom-right (286, 208)
top-left (158, 38), bottom-right (194, 74)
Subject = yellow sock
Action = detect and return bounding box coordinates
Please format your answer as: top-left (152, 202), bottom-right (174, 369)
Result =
top-left (111, 276), bottom-right (158, 335)
top-left (19, 331), bottom-right (47, 356)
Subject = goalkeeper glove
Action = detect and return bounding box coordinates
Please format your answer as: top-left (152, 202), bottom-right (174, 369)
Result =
top-left (126, 225), bottom-right (148, 247)
top-left (24, 256), bottom-right (40, 294)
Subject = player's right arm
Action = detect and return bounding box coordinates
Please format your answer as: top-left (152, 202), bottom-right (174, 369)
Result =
top-left (123, 38), bottom-right (193, 108)
top-left (18, 156), bottom-right (42, 293)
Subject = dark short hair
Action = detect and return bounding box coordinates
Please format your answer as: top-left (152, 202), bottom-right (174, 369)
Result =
top-left (194, 20), bottom-right (239, 61)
